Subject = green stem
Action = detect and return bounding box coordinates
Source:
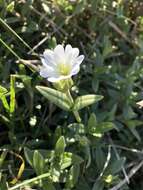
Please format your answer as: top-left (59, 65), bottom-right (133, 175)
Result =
top-left (66, 90), bottom-right (81, 123)
top-left (0, 17), bottom-right (32, 51)
top-left (73, 111), bottom-right (81, 123)
top-left (8, 173), bottom-right (50, 190)
top-left (0, 38), bottom-right (20, 60)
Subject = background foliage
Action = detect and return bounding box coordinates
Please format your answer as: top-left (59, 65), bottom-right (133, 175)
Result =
top-left (1, 0), bottom-right (143, 189)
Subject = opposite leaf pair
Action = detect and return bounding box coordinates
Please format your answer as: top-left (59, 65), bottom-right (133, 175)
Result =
top-left (36, 86), bottom-right (103, 112)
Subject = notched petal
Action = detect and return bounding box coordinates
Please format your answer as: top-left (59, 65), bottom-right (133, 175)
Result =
top-left (65, 44), bottom-right (72, 54)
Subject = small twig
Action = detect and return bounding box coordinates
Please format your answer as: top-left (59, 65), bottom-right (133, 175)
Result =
top-left (30, 5), bottom-right (67, 36)
top-left (108, 21), bottom-right (130, 42)
top-left (80, 41), bottom-right (88, 57)
top-left (17, 59), bottom-right (40, 72)
top-left (108, 21), bottom-right (139, 48)
top-left (109, 160), bottom-right (143, 190)
top-left (99, 8), bottom-right (137, 26)
top-left (109, 144), bottom-right (143, 155)
top-left (28, 34), bottom-right (50, 54)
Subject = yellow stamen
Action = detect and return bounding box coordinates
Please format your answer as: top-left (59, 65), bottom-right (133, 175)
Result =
top-left (58, 63), bottom-right (71, 75)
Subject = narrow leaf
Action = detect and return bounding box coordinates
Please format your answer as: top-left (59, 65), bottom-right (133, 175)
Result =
top-left (65, 164), bottom-right (80, 188)
top-left (1, 96), bottom-right (9, 112)
top-left (24, 147), bottom-right (33, 167)
top-left (73, 94), bottom-right (103, 111)
top-left (92, 180), bottom-right (104, 190)
top-left (33, 150), bottom-right (45, 175)
top-left (55, 136), bottom-right (66, 155)
top-left (88, 113), bottom-right (97, 131)
top-left (0, 151), bottom-right (8, 168)
top-left (0, 85), bottom-right (8, 96)
top-left (90, 122), bottom-right (116, 137)
top-left (61, 152), bottom-right (83, 170)
top-left (0, 85), bottom-right (9, 112)
top-left (10, 75), bottom-right (15, 115)
top-left (106, 157), bottom-right (126, 175)
top-left (36, 86), bottom-right (72, 111)
top-left (0, 17), bottom-right (32, 51)
top-left (10, 152), bottom-right (25, 185)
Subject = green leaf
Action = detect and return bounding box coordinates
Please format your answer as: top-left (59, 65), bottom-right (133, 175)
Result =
top-left (76, 177), bottom-right (91, 190)
top-left (55, 136), bottom-right (66, 155)
top-left (36, 86), bottom-right (72, 111)
top-left (33, 150), bottom-right (45, 175)
top-left (88, 113), bottom-right (97, 131)
top-left (24, 147), bottom-right (33, 167)
top-left (125, 120), bottom-right (143, 128)
top-left (107, 104), bottom-right (117, 121)
top-left (0, 96), bottom-right (9, 112)
top-left (0, 151), bottom-right (7, 168)
top-left (0, 85), bottom-right (9, 112)
top-left (24, 148), bottom-right (55, 168)
top-left (123, 105), bottom-right (137, 119)
top-left (6, 1), bottom-right (15, 12)
top-left (0, 86), bottom-right (8, 96)
top-left (95, 147), bottom-right (106, 171)
top-left (54, 126), bottom-right (62, 145)
top-left (106, 157), bottom-right (126, 175)
top-left (74, 0), bottom-right (86, 14)
top-left (129, 127), bottom-right (141, 141)
top-left (125, 120), bottom-right (143, 141)
top-left (0, 175), bottom-right (8, 190)
top-left (61, 152), bottom-right (83, 170)
top-left (42, 181), bottom-right (56, 190)
top-left (89, 122), bottom-right (116, 137)
top-left (65, 164), bottom-right (80, 188)
top-left (97, 122), bottom-right (116, 133)
top-left (73, 94), bottom-right (103, 111)
top-left (92, 179), bottom-right (104, 190)
top-left (102, 36), bottom-right (113, 58)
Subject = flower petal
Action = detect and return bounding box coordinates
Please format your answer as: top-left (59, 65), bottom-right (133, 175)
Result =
top-left (40, 44), bottom-right (84, 82)
top-left (70, 55), bottom-right (84, 75)
top-left (40, 66), bottom-right (57, 78)
top-left (65, 46), bottom-right (80, 66)
top-left (54, 44), bottom-right (65, 58)
top-left (43, 50), bottom-right (55, 67)
top-left (71, 65), bottom-right (80, 76)
top-left (72, 48), bottom-right (79, 58)
top-left (73, 55), bottom-right (84, 67)
top-left (53, 44), bottom-right (66, 65)
top-left (65, 44), bottom-right (72, 54)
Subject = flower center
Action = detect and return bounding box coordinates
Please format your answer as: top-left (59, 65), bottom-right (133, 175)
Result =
top-left (58, 63), bottom-right (71, 76)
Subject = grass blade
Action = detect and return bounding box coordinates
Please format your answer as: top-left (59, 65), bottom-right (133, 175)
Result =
top-left (10, 75), bottom-right (16, 116)
top-left (0, 17), bottom-right (32, 51)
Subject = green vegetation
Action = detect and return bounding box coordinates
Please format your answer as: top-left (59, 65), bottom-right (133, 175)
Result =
top-left (1, 0), bottom-right (143, 189)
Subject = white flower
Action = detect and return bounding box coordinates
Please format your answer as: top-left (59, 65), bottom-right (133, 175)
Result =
top-left (40, 44), bottom-right (84, 82)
